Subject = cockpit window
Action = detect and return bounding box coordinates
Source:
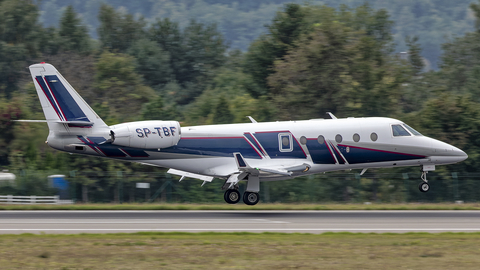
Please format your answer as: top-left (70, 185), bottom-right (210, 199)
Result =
top-left (403, 124), bottom-right (422, 136)
top-left (392, 125), bottom-right (411, 136)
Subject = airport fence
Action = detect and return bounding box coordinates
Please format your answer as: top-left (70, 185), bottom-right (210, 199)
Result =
top-left (0, 195), bottom-right (73, 204)
top-left (1, 169), bottom-right (479, 204)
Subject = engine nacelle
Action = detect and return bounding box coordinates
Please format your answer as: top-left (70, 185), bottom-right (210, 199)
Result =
top-left (110, 120), bottom-right (181, 149)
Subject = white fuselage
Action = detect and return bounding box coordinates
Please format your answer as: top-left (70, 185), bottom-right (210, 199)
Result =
top-left (48, 117), bottom-right (467, 181)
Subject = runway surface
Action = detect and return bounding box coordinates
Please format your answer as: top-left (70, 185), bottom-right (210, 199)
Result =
top-left (0, 210), bottom-right (479, 234)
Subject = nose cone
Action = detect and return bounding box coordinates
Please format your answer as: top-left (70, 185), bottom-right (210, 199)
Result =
top-left (457, 148), bottom-right (468, 162)
top-left (429, 138), bottom-right (468, 165)
top-left (452, 146), bottom-right (468, 162)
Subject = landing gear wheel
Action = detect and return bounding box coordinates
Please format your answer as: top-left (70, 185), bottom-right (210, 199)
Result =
top-left (224, 189), bottom-right (240, 204)
top-left (243, 192), bottom-right (260, 205)
top-left (419, 182), bottom-right (430, 193)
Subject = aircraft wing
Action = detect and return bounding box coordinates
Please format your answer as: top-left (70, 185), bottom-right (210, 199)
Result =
top-left (223, 153), bottom-right (311, 190)
top-left (234, 152), bottom-right (310, 176)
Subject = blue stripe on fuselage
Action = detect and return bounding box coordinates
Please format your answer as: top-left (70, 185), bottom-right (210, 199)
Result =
top-left (305, 139), bottom-right (336, 164)
top-left (161, 137), bottom-right (262, 159)
top-left (329, 141), bottom-right (346, 164)
top-left (78, 136), bottom-right (149, 158)
top-left (253, 132), bottom-right (306, 159)
top-left (337, 144), bottom-right (425, 164)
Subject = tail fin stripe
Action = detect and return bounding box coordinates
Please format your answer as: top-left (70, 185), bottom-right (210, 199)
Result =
top-left (30, 63), bottom-right (109, 132)
top-left (44, 75), bottom-right (89, 122)
top-left (43, 76), bottom-right (68, 121)
top-left (35, 76), bottom-right (65, 121)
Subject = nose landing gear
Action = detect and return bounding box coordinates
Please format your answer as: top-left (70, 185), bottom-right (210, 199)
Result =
top-left (418, 171), bottom-right (430, 192)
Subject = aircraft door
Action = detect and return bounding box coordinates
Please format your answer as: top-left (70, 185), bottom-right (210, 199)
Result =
top-left (278, 133), bottom-right (293, 152)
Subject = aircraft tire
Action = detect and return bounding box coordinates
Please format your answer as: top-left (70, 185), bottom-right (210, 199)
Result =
top-left (243, 192), bottom-right (260, 205)
top-left (224, 189), bottom-right (241, 204)
top-left (419, 182), bottom-right (430, 193)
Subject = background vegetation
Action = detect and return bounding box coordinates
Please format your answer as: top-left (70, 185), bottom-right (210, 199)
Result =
top-left (1, 0), bottom-right (480, 203)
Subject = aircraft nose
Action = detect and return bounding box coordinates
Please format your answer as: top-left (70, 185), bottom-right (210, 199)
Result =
top-left (429, 139), bottom-right (468, 164)
top-left (453, 147), bottom-right (468, 162)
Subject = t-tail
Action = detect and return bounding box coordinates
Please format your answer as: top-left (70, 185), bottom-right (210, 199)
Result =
top-left (29, 63), bottom-right (109, 135)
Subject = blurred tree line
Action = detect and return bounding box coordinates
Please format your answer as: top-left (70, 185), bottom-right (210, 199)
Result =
top-left (1, 0), bottom-right (480, 203)
top-left (37, 0), bottom-right (477, 70)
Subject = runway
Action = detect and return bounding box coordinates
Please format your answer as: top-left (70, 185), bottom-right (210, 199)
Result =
top-left (0, 210), bottom-right (479, 234)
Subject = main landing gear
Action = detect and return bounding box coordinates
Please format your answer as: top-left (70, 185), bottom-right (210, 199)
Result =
top-left (243, 192), bottom-right (260, 205)
top-left (418, 171), bottom-right (430, 193)
top-left (223, 189), bottom-right (260, 205)
top-left (224, 189), bottom-right (241, 204)
top-left (223, 174), bottom-right (261, 205)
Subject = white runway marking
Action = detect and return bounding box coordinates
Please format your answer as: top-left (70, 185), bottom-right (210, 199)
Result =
top-left (0, 219), bottom-right (289, 224)
top-left (1, 210), bottom-right (478, 234)
top-left (0, 228), bottom-right (479, 231)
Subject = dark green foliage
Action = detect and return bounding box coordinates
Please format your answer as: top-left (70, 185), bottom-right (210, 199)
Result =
top-left (58, 6), bottom-right (91, 54)
top-left (94, 51), bottom-right (156, 123)
top-left (97, 4), bottom-right (146, 52)
top-left (127, 39), bottom-right (172, 88)
top-left (211, 95), bottom-right (233, 124)
top-left (0, 0), bottom-right (40, 96)
top-left (268, 4), bottom-right (407, 119)
top-left (245, 3), bottom-right (307, 93)
top-left (147, 19), bottom-right (227, 104)
top-left (406, 35), bottom-right (425, 75)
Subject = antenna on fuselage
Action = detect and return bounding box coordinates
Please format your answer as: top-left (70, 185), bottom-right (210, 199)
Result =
top-left (327, 112), bottom-right (337, 119)
top-left (247, 116), bottom-right (258, 123)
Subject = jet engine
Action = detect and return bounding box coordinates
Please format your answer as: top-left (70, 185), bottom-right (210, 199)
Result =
top-left (109, 120), bottom-right (181, 149)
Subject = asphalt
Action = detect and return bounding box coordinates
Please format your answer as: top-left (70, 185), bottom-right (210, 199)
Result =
top-left (0, 210), bottom-right (479, 234)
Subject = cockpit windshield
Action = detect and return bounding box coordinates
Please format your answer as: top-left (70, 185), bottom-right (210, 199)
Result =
top-left (403, 124), bottom-right (422, 136)
top-left (392, 124), bottom-right (410, 136)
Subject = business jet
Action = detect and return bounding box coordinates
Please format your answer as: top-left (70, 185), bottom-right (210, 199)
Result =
top-left (24, 63), bottom-right (467, 205)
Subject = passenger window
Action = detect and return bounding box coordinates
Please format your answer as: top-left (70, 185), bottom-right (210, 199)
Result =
top-left (278, 133), bottom-right (293, 152)
top-left (392, 125), bottom-right (411, 136)
top-left (353, 133), bottom-right (360, 142)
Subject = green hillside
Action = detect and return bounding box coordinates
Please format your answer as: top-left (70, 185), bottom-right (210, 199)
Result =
top-left (38, 0), bottom-right (476, 69)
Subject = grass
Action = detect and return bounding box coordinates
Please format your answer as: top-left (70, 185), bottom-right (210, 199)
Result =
top-left (0, 202), bottom-right (480, 211)
top-left (1, 232), bottom-right (480, 269)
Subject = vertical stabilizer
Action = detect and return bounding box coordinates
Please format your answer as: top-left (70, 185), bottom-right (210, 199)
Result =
top-left (29, 63), bottom-right (109, 134)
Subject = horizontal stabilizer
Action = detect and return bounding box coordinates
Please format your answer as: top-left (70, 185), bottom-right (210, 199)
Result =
top-left (13, 120), bottom-right (94, 126)
top-left (13, 120), bottom-right (48, 123)
top-left (167, 169), bottom-right (214, 182)
top-left (54, 120), bottom-right (94, 126)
